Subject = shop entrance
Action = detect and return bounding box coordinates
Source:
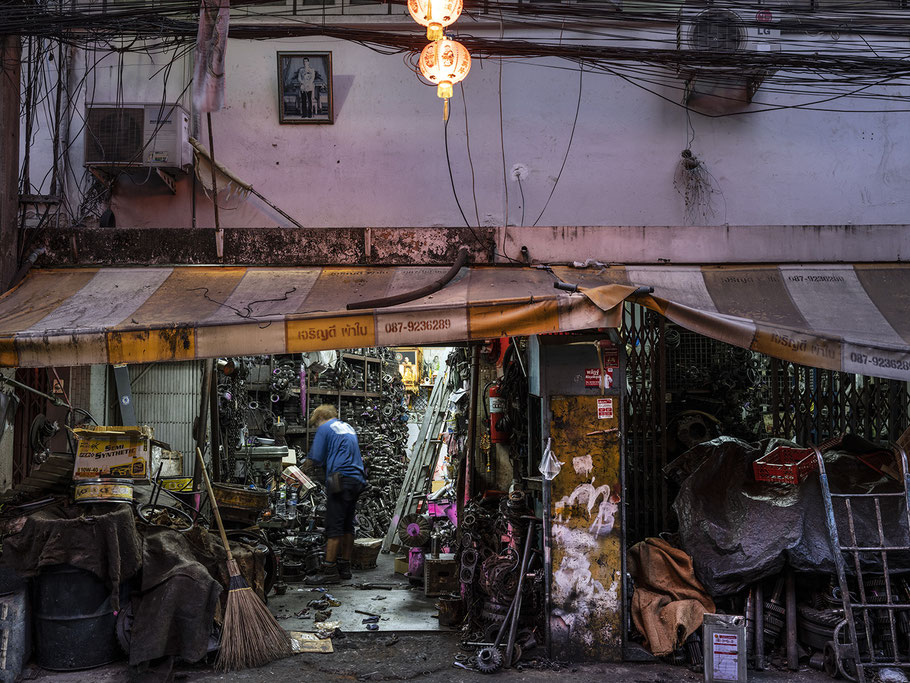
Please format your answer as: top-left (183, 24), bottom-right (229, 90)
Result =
top-left (210, 346), bottom-right (463, 634)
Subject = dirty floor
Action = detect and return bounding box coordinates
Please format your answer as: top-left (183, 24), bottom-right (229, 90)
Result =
top-left (24, 631), bottom-right (839, 682)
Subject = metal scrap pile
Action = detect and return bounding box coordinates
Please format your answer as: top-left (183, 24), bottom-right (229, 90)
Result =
top-left (457, 492), bottom-right (543, 672)
top-left (349, 360), bottom-right (409, 540)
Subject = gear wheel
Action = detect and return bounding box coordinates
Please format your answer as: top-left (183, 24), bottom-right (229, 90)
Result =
top-left (475, 647), bottom-right (503, 674)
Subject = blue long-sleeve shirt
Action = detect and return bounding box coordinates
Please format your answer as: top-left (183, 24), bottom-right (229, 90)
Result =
top-left (307, 418), bottom-right (366, 484)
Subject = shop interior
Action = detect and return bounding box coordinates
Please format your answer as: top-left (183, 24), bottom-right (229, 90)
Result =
top-left (1, 312), bottom-right (909, 678)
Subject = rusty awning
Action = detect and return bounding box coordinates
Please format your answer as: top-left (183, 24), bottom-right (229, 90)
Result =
top-left (1, 263), bottom-right (908, 380)
top-left (564, 263), bottom-right (910, 381)
top-left (0, 265), bottom-right (631, 367)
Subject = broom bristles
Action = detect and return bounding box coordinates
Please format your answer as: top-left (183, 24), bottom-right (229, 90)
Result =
top-left (216, 559), bottom-right (292, 672)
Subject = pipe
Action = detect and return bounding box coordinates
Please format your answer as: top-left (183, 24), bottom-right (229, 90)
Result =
top-left (755, 581), bottom-right (765, 671)
top-left (542, 471), bottom-right (553, 657)
top-left (346, 247), bottom-right (469, 310)
top-left (786, 569), bottom-right (798, 671)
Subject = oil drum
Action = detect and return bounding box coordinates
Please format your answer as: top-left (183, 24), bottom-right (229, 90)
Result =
top-left (34, 565), bottom-right (121, 670)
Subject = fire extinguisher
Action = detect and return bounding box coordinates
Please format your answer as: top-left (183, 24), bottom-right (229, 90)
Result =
top-left (487, 383), bottom-right (508, 443)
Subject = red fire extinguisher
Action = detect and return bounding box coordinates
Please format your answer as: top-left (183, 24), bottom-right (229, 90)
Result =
top-left (487, 383), bottom-right (508, 443)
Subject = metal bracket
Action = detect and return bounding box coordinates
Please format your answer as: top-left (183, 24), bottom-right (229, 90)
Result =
top-left (112, 363), bottom-right (137, 426)
top-left (155, 168), bottom-right (177, 194)
top-left (88, 167), bottom-right (115, 187)
top-left (746, 73), bottom-right (767, 103)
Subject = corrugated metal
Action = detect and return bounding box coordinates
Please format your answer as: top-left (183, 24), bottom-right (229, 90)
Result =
top-left (129, 361), bottom-right (203, 468)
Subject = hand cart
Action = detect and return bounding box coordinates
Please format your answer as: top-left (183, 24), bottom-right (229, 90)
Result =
top-left (816, 443), bottom-right (910, 682)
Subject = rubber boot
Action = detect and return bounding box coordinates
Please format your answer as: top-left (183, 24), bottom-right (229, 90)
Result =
top-left (305, 561), bottom-right (340, 585)
top-left (336, 559), bottom-right (352, 580)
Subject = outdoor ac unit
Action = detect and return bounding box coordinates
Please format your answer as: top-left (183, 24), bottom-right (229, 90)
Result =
top-left (677, 3), bottom-right (781, 67)
top-left (84, 103), bottom-right (192, 170)
top-left (676, 3), bottom-right (782, 109)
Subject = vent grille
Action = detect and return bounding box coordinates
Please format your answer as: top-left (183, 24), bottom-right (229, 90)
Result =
top-left (84, 107), bottom-right (145, 164)
top-left (689, 9), bottom-right (745, 52)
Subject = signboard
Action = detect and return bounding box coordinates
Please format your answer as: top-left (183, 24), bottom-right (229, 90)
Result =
top-left (602, 346), bottom-right (619, 369)
top-left (586, 368), bottom-right (615, 389)
top-left (597, 398), bottom-right (613, 419)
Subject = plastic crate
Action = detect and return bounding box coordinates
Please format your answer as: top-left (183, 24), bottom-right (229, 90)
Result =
top-left (753, 446), bottom-right (818, 485)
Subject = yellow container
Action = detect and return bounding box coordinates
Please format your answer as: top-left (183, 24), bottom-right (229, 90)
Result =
top-left (74, 478), bottom-right (133, 504)
top-left (160, 477), bottom-right (193, 492)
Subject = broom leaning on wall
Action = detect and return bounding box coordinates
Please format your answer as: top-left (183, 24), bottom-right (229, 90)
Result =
top-left (196, 447), bottom-right (292, 671)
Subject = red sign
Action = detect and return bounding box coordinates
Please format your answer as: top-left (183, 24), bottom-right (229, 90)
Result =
top-left (597, 398), bottom-right (614, 420)
top-left (602, 347), bottom-right (619, 369)
top-left (585, 369), bottom-right (601, 387)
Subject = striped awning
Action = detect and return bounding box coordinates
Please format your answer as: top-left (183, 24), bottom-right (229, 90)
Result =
top-left (564, 263), bottom-right (910, 381)
top-left (0, 265), bottom-right (631, 368)
top-left (1, 263), bottom-right (908, 380)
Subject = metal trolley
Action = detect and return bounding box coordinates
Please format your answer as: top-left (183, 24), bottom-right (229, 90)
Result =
top-left (816, 443), bottom-right (910, 682)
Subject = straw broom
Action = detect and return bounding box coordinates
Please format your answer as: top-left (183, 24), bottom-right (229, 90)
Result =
top-left (195, 448), bottom-right (292, 671)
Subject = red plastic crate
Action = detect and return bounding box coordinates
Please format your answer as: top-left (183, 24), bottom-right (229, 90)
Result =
top-left (753, 446), bottom-right (818, 485)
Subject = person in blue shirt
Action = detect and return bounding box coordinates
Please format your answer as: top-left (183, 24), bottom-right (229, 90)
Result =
top-left (303, 404), bottom-right (367, 584)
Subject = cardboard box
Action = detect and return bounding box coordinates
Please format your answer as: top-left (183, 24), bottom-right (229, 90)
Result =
top-left (150, 443), bottom-right (183, 478)
top-left (73, 425), bottom-right (153, 480)
top-left (393, 556), bottom-right (409, 576)
top-left (424, 553), bottom-right (458, 597)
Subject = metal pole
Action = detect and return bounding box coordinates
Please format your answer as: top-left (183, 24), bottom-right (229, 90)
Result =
top-left (754, 581), bottom-right (765, 671)
top-left (786, 568), bottom-right (798, 671)
top-left (542, 475), bottom-right (552, 658)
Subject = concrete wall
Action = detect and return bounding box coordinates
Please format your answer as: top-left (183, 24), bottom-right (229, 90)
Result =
top-left (21, 21), bottom-right (910, 232)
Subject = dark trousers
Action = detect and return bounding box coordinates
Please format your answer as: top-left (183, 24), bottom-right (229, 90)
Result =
top-left (325, 476), bottom-right (364, 537)
top-left (301, 91), bottom-right (313, 117)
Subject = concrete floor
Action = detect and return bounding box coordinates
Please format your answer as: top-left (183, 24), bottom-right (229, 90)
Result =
top-left (270, 552), bottom-right (454, 634)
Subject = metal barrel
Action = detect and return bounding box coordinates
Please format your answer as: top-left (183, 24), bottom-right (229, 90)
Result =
top-left (33, 565), bottom-right (121, 671)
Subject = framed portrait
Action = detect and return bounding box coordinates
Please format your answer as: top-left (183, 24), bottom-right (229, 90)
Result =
top-left (277, 51), bottom-right (334, 124)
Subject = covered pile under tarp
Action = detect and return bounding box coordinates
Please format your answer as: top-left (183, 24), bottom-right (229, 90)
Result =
top-left (628, 537), bottom-right (715, 656)
top-left (0, 503), bottom-right (266, 671)
top-left (2, 504), bottom-right (141, 610)
top-left (670, 436), bottom-right (910, 597)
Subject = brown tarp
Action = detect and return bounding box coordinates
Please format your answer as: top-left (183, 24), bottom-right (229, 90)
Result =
top-left (628, 536), bottom-right (716, 657)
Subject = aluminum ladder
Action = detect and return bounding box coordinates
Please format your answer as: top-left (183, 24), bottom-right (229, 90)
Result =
top-left (817, 443), bottom-right (910, 682)
top-left (381, 367), bottom-right (450, 553)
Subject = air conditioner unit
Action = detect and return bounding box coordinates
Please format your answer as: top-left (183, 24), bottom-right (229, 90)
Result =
top-left (84, 103), bottom-right (192, 171)
top-left (676, 3), bottom-right (782, 109)
top-left (678, 3), bottom-right (781, 68)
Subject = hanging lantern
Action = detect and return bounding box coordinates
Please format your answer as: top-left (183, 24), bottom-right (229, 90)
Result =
top-left (419, 38), bottom-right (471, 120)
top-left (408, 0), bottom-right (463, 41)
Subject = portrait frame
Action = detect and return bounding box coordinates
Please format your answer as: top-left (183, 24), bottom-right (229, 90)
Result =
top-left (277, 51), bottom-right (334, 124)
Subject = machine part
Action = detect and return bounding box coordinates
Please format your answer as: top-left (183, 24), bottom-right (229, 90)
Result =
top-left (112, 363), bottom-right (136, 425)
top-left (29, 414), bottom-right (58, 465)
top-left (808, 650), bottom-right (826, 672)
top-left (764, 575), bottom-right (787, 645)
top-left (475, 647), bottom-right (503, 674)
top-left (397, 513), bottom-right (432, 548)
top-left (136, 503), bottom-right (195, 531)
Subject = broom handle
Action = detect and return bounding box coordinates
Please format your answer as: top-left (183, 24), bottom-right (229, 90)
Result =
top-left (196, 447), bottom-right (234, 562)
